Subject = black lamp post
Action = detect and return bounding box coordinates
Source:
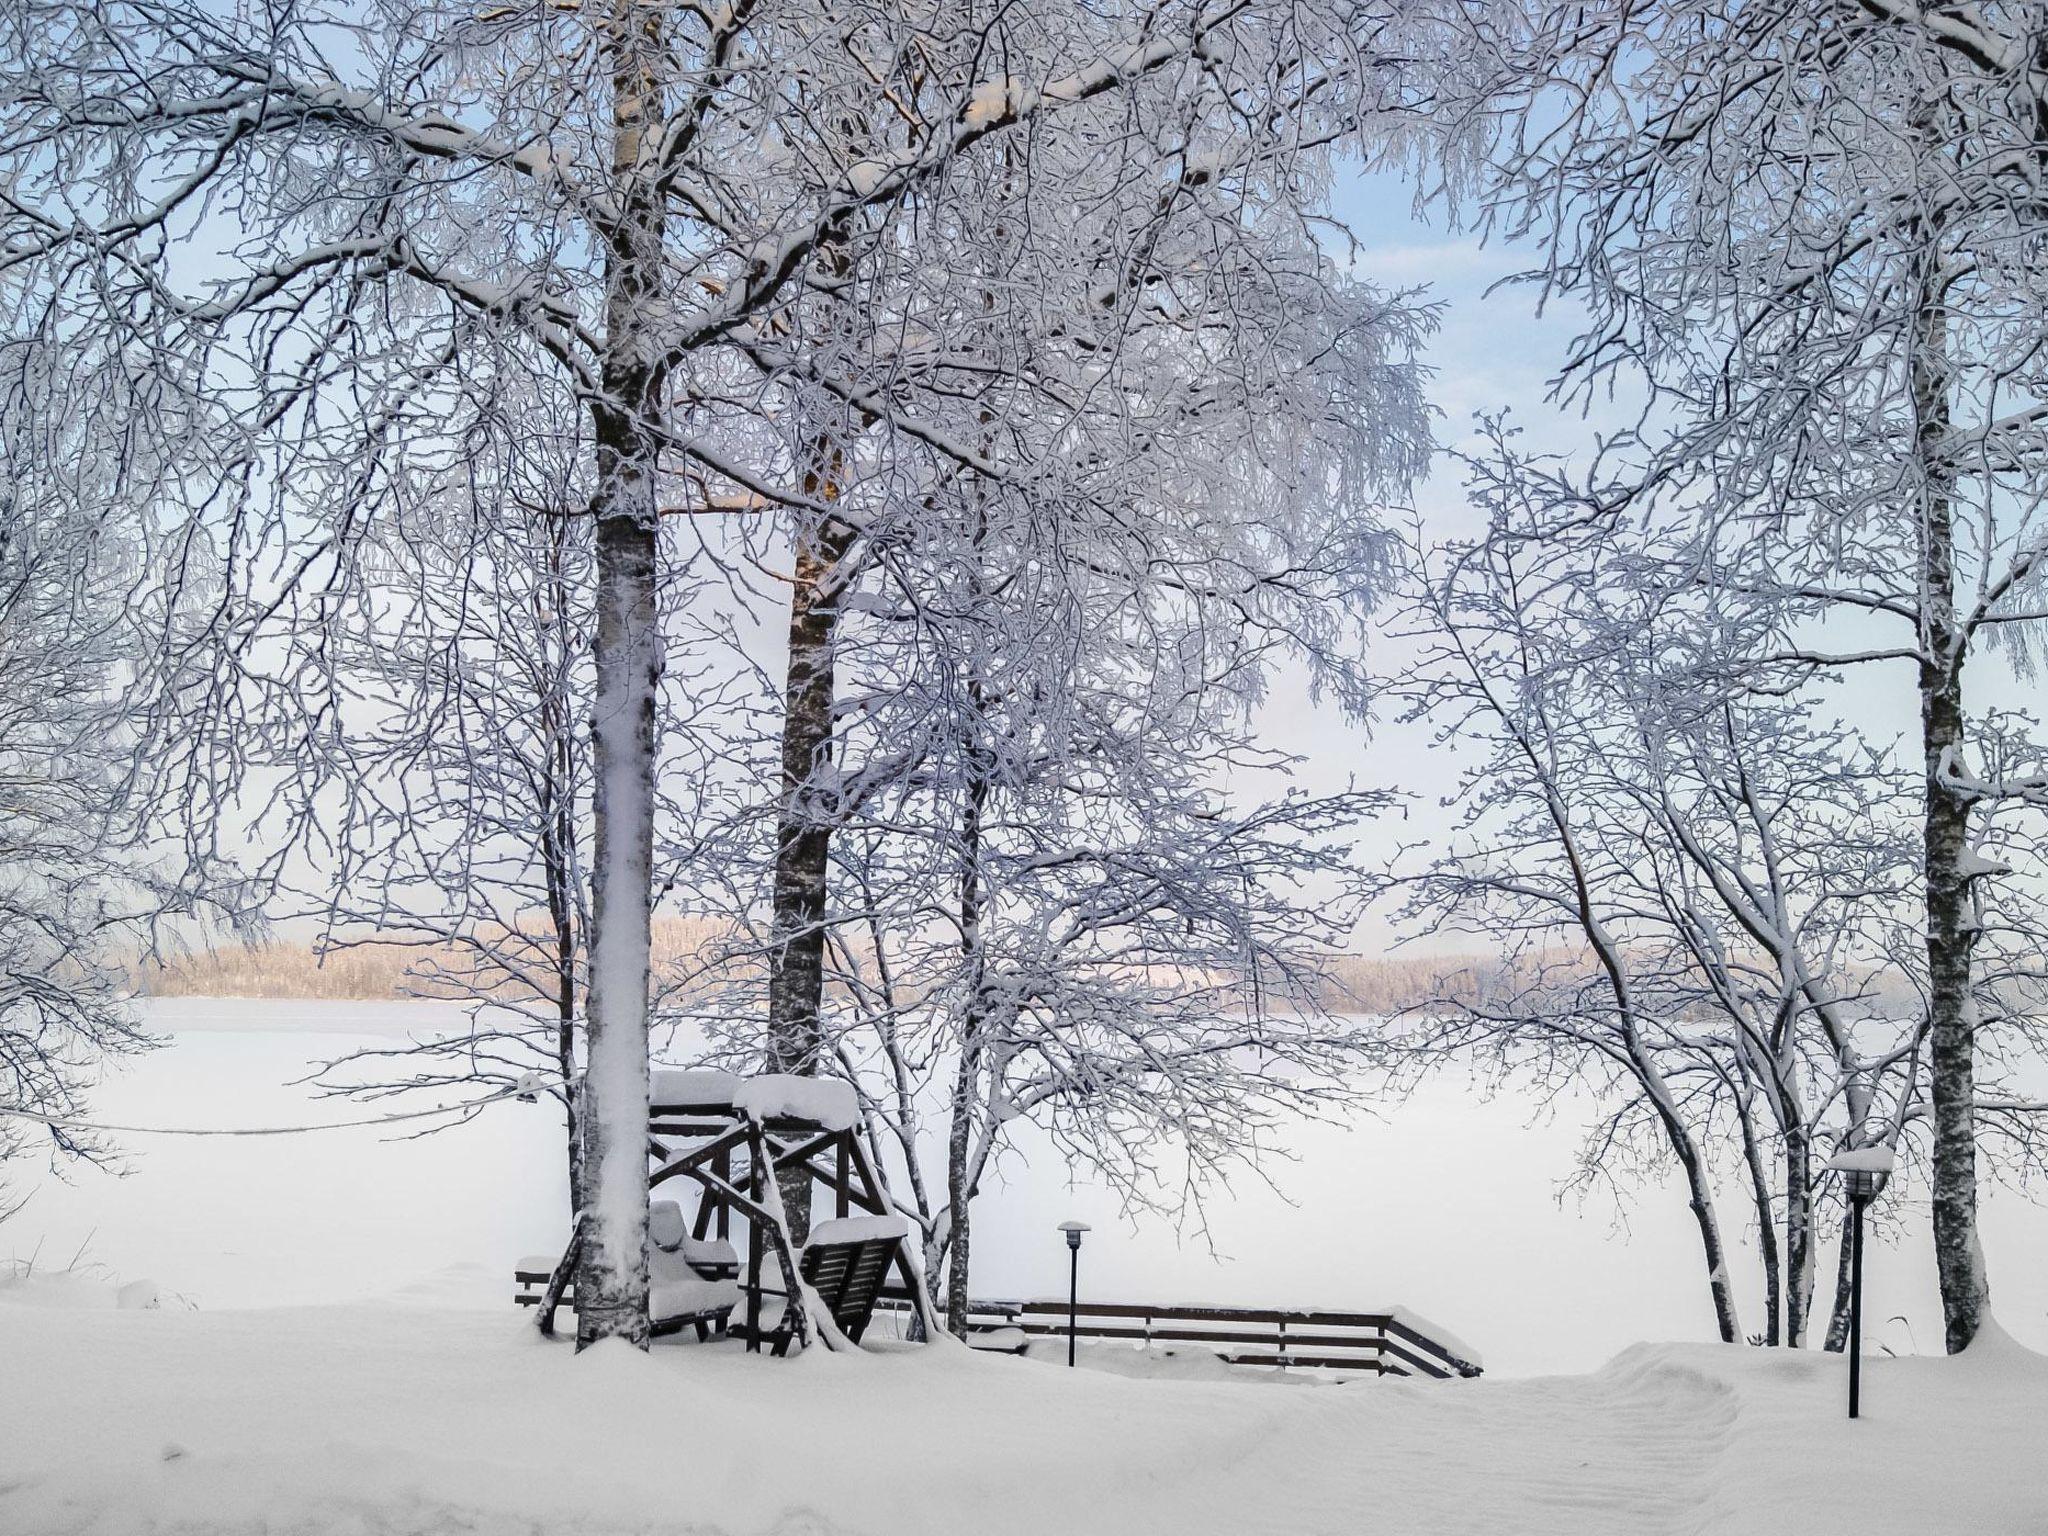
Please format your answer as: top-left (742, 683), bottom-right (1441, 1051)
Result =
top-left (1826, 1144), bottom-right (1895, 1421)
top-left (1057, 1221), bottom-right (1090, 1367)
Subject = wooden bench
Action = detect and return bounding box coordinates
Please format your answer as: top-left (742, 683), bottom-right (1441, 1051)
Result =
top-left (519, 1213), bottom-right (909, 1352)
top-left (519, 1201), bottom-right (743, 1341)
top-left (800, 1218), bottom-right (903, 1343)
top-left (515, 1265), bottom-right (739, 1341)
top-left (874, 1295), bottom-right (1483, 1379)
top-left (733, 1215), bottom-right (910, 1355)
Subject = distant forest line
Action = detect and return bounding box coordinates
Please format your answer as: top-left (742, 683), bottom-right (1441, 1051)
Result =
top-left (136, 930), bottom-right (1488, 1018)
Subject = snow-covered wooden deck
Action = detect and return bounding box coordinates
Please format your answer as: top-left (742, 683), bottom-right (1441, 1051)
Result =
top-left (874, 1293), bottom-right (1483, 1378)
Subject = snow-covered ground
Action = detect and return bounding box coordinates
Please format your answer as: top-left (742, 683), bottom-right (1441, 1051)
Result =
top-left (4, 1285), bottom-right (2044, 1536)
top-left (9, 1000), bottom-right (2048, 1534)
top-left (12, 999), bottom-right (2048, 1376)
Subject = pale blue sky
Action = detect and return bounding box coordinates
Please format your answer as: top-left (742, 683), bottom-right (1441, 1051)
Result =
top-left (1251, 160), bottom-right (1616, 948)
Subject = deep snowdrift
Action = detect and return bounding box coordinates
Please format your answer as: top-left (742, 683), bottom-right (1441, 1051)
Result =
top-left (3, 1285), bottom-right (2041, 1535)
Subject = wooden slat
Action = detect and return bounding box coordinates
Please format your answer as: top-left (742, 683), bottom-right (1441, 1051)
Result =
top-left (1030, 1323), bottom-right (1161, 1341)
top-left (1009, 1301), bottom-right (1158, 1320)
top-left (1372, 1338), bottom-right (1454, 1380)
top-left (1380, 1317), bottom-right (1478, 1377)
top-left (1001, 1300), bottom-right (1413, 1331)
top-left (786, 1235), bottom-right (895, 1344)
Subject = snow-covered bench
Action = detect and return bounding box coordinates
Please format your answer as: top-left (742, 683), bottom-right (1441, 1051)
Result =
top-left (733, 1213), bottom-right (910, 1356)
top-left (648, 1199), bottom-right (740, 1279)
top-left (521, 1070), bottom-right (942, 1353)
top-left (647, 1200), bottom-right (740, 1339)
top-left (518, 1200), bottom-right (742, 1341)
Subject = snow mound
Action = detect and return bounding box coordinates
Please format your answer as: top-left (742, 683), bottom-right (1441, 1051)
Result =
top-left (648, 1199), bottom-right (689, 1248)
top-left (1826, 1145), bottom-right (1898, 1174)
top-left (1021, 1336), bottom-right (1320, 1386)
top-left (732, 1073), bottom-right (858, 1130)
top-left (650, 1275), bottom-right (740, 1324)
top-left (1948, 1315), bottom-right (2048, 1378)
top-left (649, 1067), bottom-right (740, 1107)
top-left (648, 1070), bottom-right (861, 1131)
top-left (649, 1205), bottom-right (738, 1268)
top-left (806, 1213), bottom-right (909, 1247)
top-left (0, 1271), bottom-right (165, 1310)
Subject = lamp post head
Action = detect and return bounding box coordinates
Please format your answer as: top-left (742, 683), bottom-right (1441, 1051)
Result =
top-left (1826, 1144), bottom-right (1897, 1203)
top-left (1058, 1220), bottom-right (1091, 1251)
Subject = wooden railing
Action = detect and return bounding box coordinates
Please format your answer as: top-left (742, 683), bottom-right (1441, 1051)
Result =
top-left (875, 1292), bottom-right (1482, 1379)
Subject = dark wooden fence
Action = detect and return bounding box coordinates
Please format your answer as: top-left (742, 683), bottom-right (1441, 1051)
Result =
top-left (876, 1292), bottom-right (1482, 1380)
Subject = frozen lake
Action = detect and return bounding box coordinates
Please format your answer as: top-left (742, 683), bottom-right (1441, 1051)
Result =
top-left (9, 997), bottom-right (2047, 1376)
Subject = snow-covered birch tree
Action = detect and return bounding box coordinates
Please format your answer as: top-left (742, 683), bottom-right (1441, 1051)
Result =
top-left (290, 401), bottom-right (606, 1213)
top-left (297, 394), bottom-right (748, 1220)
top-left (1389, 524), bottom-right (1752, 1343)
top-left (0, 345), bottom-right (238, 1215)
top-left (1385, 439), bottom-right (1953, 1346)
top-left (1453, 0), bottom-right (2048, 1353)
top-left (2, 0), bottom-right (1467, 1345)
top-left (678, 178), bottom-right (1436, 1327)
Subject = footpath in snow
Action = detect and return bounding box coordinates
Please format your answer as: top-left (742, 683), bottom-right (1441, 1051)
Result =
top-left (3, 1281), bottom-right (2044, 1536)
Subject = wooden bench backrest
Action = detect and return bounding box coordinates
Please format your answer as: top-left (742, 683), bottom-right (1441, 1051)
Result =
top-left (800, 1236), bottom-right (900, 1344)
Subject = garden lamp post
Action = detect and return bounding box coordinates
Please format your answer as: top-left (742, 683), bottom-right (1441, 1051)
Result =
top-left (1057, 1221), bottom-right (1090, 1367)
top-left (1825, 1144), bottom-right (1896, 1421)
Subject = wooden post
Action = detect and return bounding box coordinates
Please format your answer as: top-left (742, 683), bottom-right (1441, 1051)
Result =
top-left (537, 1216), bottom-right (586, 1340)
top-left (845, 1131), bottom-right (940, 1343)
top-left (1850, 1193), bottom-right (1867, 1419)
top-left (716, 1142), bottom-right (731, 1240)
top-left (745, 1124), bottom-right (763, 1350)
top-left (691, 1173), bottom-right (713, 1242)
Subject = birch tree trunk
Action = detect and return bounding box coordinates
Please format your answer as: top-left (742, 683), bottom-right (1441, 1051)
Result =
top-left (1579, 812), bottom-right (1741, 1342)
top-left (765, 513), bottom-right (856, 1244)
top-left (1913, 239), bottom-right (1989, 1354)
top-left (764, 210), bottom-right (858, 1115)
top-left (552, 869), bottom-right (583, 1221)
top-left (942, 1042), bottom-right (982, 1339)
top-left (540, 519), bottom-right (586, 1221)
top-left (572, 0), bottom-right (667, 1351)
top-left (1737, 1106), bottom-right (1781, 1345)
top-left (1823, 1206), bottom-right (1856, 1352)
top-left (943, 747), bottom-right (994, 1339)
top-left (1622, 979), bottom-right (1741, 1342)
top-left (1673, 1125), bottom-right (1742, 1345)
top-left (550, 857), bottom-right (583, 1222)
top-left (766, 511), bottom-right (856, 1071)
top-left (1784, 1127), bottom-right (1813, 1348)
top-left (577, 450), bottom-right (659, 1349)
